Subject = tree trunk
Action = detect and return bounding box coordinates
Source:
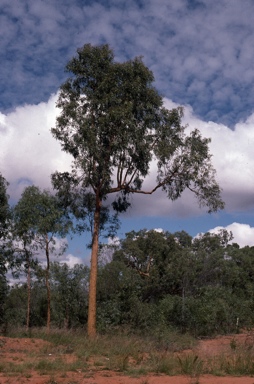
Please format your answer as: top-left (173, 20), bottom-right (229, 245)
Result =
top-left (87, 193), bottom-right (101, 338)
top-left (64, 303), bottom-right (69, 329)
top-left (26, 250), bottom-right (31, 332)
top-left (45, 236), bottom-right (51, 333)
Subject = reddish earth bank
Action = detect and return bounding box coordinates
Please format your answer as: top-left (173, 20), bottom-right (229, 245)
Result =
top-left (0, 333), bottom-right (254, 383)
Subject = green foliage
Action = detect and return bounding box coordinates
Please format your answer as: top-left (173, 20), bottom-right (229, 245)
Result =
top-left (0, 275), bottom-right (8, 326)
top-left (3, 263), bottom-right (90, 329)
top-left (52, 44), bottom-right (161, 197)
top-left (162, 288), bottom-right (237, 336)
top-left (96, 260), bottom-right (143, 329)
top-left (108, 229), bottom-right (254, 336)
top-left (13, 185), bottom-right (71, 238)
top-left (3, 283), bottom-right (28, 327)
top-left (50, 262), bottom-right (89, 328)
top-left (11, 185), bottom-right (72, 330)
top-left (3, 281), bottom-right (47, 328)
top-left (5, 223), bottom-right (254, 338)
top-left (12, 185), bottom-right (71, 275)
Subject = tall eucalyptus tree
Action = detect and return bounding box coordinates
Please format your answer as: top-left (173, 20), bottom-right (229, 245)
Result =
top-left (51, 44), bottom-right (224, 337)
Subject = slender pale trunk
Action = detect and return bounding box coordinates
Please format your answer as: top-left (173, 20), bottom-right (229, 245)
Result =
top-left (87, 193), bottom-right (101, 338)
top-left (45, 235), bottom-right (51, 332)
top-left (26, 249), bottom-right (31, 332)
top-left (64, 304), bottom-right (69, 329)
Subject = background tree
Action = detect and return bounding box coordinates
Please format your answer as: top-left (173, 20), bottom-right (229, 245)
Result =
top-left (3, 225), bottom-right (254, 336)
top-left (108, 229), bottom-right (254, 335)
top-left (4, 279), bottom-right (48, 329)
top-left (0, 173), bottom-right (10, 326)
top-left (13, 186), bottom-right (71, 331)
top-left (51, 43), bottom-right (224, 337)
top-left (50, 262), bottom-right (89, 328)
top-left (9, 236), bottom-right (38, 331)
top-left (12, 186), bottom-right (41, 331)
top-left (113, 229), bottom-right (194, 302)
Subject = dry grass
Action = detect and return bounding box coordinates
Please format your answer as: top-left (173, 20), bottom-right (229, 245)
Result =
top-left (1, 327), bottom-right (254, 379)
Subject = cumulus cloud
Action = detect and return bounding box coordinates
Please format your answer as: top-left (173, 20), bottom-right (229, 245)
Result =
top-left (107, 237), bottom-right (120, 246)
top-left (0, 94), bottom-right (72, 200)
top-left (2, 94), bottom-right (254, 220)
top-left (178, 101), bottom-right (254, 213)
top-left (154, 228), bottom-right (164, 233)
top-left (62, 254), bottom-right (83, 267)
top-left (208, 222), bottom-right (254, 248)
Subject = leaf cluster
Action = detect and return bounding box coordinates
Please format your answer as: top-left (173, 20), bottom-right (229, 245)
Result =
top-left (13, 186), bottom-right (71, 238)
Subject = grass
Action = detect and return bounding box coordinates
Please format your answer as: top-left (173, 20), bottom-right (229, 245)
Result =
top-left (177, 353), bottom-right (203, 384)
top-left (1, 326), bottom-right (254, 379)
top-left (177, 354), bottom-right (203, 375)
top-left (214, 351), bottom-right (254, 376)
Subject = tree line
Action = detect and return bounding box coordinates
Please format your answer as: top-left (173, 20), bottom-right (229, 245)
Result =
top-left (2, 217), bottom-right (254, 337)
top-left (0, 43), bottom-right (225, 337)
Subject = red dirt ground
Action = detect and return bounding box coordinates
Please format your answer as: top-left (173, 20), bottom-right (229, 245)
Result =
top-left (1, 333), bottom-right (254, 383)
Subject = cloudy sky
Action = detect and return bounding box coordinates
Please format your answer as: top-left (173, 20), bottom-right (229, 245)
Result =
top-left (1, 0), bottom-right (254, 263)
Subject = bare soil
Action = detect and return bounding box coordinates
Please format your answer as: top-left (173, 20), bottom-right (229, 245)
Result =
top-left (0, 333), bottom-right (254, 384)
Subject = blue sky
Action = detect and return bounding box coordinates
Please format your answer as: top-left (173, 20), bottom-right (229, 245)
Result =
top-left (1, 0), bottom-right (254, 264)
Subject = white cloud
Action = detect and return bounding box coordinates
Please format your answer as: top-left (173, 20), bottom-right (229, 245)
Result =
top-left (154, 228), bottom-right (164, 233)
top-left (0, 94), bottom-right (72, 200)
top-left (98, 237), bottom-right (121, 266)
top-left (208, 222), bottom-right (254, 248)
top-left (2, 93), bottom-right (254, 220)
top-left (107, 236), bottom-right (120, 246)
top-left (177, 100), bottom-right (254, 213)
top-left (62, 254), bottom-right (83, 267)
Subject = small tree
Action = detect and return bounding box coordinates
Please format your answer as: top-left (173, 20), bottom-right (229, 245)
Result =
top-left (13, 186), bottom-right (71, 331)
top-left (51, 43), bottom-right (224, 337)
top-left (0, 173), bottom-right (10, 325)
top-left (10, 237), bottom-right (37, 331)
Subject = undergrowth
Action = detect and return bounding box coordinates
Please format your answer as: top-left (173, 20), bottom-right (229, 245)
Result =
top-left (1, 327), bottom-right (254, 378)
